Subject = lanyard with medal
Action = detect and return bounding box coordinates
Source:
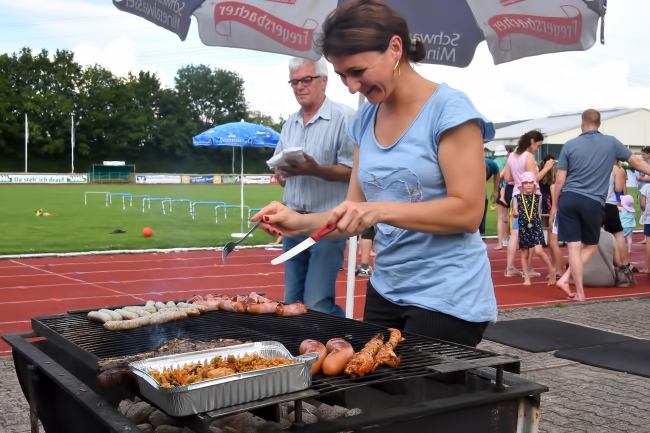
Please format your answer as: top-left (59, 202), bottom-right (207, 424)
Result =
top-left (522, 194), bottom-right (535, 229)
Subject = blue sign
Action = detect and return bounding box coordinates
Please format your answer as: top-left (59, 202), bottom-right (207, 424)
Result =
top-left (112, 0), bottom-right (206, 41)
top-left (136, 175), bottom-right (147, 183)
top-left (189, 176), bottom-right (214, 184)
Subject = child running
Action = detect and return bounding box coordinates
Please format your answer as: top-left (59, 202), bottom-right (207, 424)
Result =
top-left (512, 172), bottom-right (555, 286)
top-left (619, 195), bottom-right (636, 254)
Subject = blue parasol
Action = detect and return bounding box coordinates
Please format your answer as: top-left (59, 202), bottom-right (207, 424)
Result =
top-left (193, 121), bottom-right (280, 236)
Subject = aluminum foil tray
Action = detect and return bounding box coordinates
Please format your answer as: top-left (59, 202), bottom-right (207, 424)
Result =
top-left (129, 341), bottom-right (317, 417)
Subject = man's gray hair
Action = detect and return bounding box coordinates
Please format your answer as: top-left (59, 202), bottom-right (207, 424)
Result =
top-left (288, 57), bottom-right (328, 78)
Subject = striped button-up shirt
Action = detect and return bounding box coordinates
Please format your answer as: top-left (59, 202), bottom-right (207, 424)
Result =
top-left (275, 97), bottom-right (356, 213)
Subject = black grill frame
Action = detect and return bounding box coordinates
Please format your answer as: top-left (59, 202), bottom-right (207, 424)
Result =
top-left (32, 307), bottom-right (519, 397)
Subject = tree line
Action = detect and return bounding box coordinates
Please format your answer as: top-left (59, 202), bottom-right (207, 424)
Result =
top-left (0, 47), bottom-right (284, 174)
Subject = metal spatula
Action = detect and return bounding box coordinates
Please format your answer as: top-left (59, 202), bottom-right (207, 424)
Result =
top-left (222, 220), bottom-right (263, 264)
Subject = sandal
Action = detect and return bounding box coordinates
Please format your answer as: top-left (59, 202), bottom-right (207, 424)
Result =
top-left (528, 270), bottom-right (541, 278)
top-left (504, 268), bottom-right (523, 277)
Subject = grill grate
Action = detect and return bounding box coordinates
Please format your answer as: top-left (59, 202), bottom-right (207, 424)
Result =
top-left (34, 310), bottom-right (505, 396)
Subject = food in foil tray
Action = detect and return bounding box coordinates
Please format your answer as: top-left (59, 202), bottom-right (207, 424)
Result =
top-left (149, 353), bottom-right (298, 388)
top-left (97, 338), bottom-right (245, 387)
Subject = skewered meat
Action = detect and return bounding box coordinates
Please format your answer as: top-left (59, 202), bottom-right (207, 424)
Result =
top-left (371, 328), bottom-right (405, 372)
top-left (343, 333), bottom-right (385, 378)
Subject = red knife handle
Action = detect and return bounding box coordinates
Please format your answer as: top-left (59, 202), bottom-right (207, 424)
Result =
top-left (310, 223), bottom-right (338, 242)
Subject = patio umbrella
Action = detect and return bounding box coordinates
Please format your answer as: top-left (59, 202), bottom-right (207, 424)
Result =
top-left (193, 121), bottom-right (280, 236)
top-left (113, 0), bottom-right (607, 67)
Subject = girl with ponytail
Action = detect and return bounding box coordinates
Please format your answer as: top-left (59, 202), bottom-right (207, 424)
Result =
top-left (503, 130), bottom-right (555, 278)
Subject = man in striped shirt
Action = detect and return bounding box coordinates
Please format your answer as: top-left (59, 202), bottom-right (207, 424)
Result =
top-left (273, 56), bottom-right (356, 317)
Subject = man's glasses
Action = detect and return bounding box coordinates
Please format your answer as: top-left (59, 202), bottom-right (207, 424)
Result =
top-left (288, 75), bottom-right (320, 88)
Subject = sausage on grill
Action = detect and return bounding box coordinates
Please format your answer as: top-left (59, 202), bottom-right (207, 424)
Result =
top-left (322, 338), bottom-right (354, 376)
top-left (276, 302), bottom-right (307, 317)
top-left (88, 311), bottom-right (112, 324)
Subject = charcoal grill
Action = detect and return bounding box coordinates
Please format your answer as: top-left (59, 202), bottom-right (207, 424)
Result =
top-left (3, 305), bottom-right (548, 433)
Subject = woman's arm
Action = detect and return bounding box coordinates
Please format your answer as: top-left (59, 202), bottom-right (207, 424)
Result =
top-left (503, 160), bottom-right (513, 184)
top-left (512, 196), bottom-right (519, 217)
top-left (641, 194), bottom-right (646, 212)
top-left (302, 146), bottom-right (366, 237)
top-left (529, 154), bottom-right (552, 182)
top-left (552, 169), bottom-right (567, 213)
top-left (614, 165), bottom-right (625, 192)
top-left (492, 171), bottom-right (500, 203)
top-left (328, 121), bottom-right (486, 235)
top-left (549, 184), bottom-right (556, 225)
top-left (364, 121), bottom-right (487, 234)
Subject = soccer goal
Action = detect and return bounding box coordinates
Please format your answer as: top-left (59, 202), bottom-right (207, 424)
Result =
top-left (88, 162), bottom-right (136, 184)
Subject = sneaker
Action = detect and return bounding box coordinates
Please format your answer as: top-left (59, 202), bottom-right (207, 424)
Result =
top-left (357, 264), bottom-right (373, 277)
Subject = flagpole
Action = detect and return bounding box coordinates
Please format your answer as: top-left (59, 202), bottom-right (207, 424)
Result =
top-left (24, 113), bottom-right (28, 173)
top-left (71, 114), bottom-right (75, 173)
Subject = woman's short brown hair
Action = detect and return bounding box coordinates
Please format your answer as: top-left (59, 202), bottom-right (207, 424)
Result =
top-left (316, 0), bottom-right (427, 63)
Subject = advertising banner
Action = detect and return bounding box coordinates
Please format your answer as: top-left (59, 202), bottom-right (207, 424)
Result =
top-left (0, 174), bottom-right (87, 184)
top-left (213, 175), bottom-right (222, 184)
top-left (182, 175), bottom-right (191, 184)
top-left (194, 0), bottom-right (338, 61)
top-left (189, 175), bottom-right (216, 184)
top-left (135, 174), bottom-right (182, 184)
top-left (222, 175), bottom-right (239, 184)
top-left (244, 175), bottom-right (271, 184)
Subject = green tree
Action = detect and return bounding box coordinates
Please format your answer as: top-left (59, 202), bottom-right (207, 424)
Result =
top-left (246, 110), bottom-right (285, 133)
top-left (174, 65), bottom-right (248, 129)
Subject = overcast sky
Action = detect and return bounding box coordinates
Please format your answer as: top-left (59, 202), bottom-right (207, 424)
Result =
top-left (1, 0), bottom-right (649, 123)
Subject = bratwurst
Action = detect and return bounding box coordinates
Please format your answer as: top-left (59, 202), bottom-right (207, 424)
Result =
top-left (276, 302), bottom-right (307, 317)
top-left (322, 338), bottom-right (354, 376)
top-left (299, 339), bottom-right (327, 375)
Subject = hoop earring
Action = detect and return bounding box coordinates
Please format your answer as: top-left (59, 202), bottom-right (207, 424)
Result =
top-left (393, 59), bottom-right (401, 77)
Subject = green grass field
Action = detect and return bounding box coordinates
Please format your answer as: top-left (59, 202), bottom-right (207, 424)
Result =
top-left (0, 185), bottom-right (285, 254)
top-left (0, 184), bottom-right (641, 255)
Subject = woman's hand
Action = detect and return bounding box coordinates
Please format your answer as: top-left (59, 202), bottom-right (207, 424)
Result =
top-left (250, 201), bottom-right (305, 237)
top-left (544, 159), bottom-right (555, 170)
top-left (326, 201), bottom-right (380, 236)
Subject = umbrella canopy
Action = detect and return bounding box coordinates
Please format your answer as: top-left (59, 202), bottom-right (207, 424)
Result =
top-left (193, 121), bottom-right (280, 148)
top-left (113, 0), bottom-right (606, 67)
top-left (192, 121), bottom-right (280, 237)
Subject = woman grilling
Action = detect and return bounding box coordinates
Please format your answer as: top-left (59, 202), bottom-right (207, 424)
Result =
top-left (252, 0), bottom-right (496, 348)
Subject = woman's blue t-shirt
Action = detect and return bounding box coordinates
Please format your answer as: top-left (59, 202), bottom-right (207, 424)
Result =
top-left (348, 83), bottom-right (497, 323)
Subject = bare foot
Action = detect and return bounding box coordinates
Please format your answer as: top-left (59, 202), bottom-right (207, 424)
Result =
top-left (640, 268), bottom-right (649, 273)
top-left (547, 274), bottom-right (557, 285)
top-left (523, 278), bottom-right (531, 286)
top-left (494, 246), bottom-right (503, 250)
top-left (556, 279), bottom-right (575, 298)
top-left (575, 293), bottom-right (586, 302)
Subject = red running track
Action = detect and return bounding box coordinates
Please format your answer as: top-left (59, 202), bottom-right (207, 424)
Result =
top-left (0, 238), bottom-right (648, 356)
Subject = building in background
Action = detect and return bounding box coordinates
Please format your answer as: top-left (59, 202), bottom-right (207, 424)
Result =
top-left (485, 107), bottom-right (650, 159)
